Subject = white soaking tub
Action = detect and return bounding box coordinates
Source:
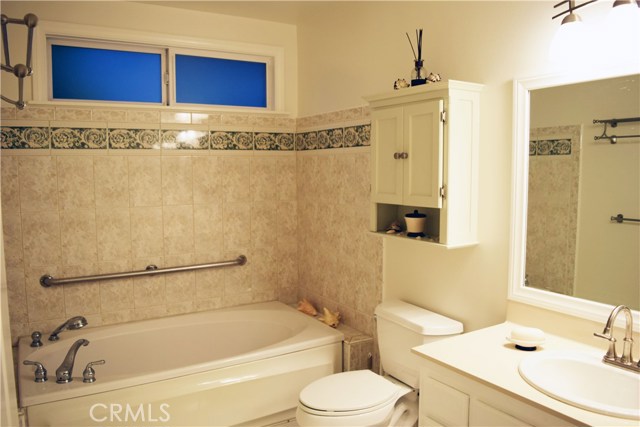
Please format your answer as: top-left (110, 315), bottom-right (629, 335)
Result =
top-left (18, 301), bottom-right (343, 426)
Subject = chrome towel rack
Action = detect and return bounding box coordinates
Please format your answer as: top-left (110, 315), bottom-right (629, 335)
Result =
top-left (40, 255), bottom-right (247, 288)
top-left (593, 116), bottom-right (640, 144)
top-left (611, 214), bottom-right (640, 224)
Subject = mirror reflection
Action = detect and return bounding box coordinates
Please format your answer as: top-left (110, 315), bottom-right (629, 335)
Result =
top-left (526, 74), bottom-right (640, 311)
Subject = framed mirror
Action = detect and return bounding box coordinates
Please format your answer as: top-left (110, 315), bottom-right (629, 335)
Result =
top-left (509, 65), bottom-right (640, 329)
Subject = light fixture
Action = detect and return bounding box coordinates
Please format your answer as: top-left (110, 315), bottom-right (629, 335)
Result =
top-left (550, 0), bottom-right (640, 65)
top-left (549, 0), bottom-right (595, 64)
top-left (1, 13), bottom-right (38, 110)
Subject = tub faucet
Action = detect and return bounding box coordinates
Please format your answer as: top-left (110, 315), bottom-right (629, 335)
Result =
top-left (49, 316), bottom-right (87, 341)
top-left (55, 338), bottom-right (89, 383)
top-left (594, 305), bottom-right (639, 372)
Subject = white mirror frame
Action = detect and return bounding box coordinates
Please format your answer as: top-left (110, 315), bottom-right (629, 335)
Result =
top-left (509, 65), bottom-right (640, 330)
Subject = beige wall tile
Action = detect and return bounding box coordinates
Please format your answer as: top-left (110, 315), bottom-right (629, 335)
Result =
top-left (24, 265), bottom-right (65, 322)
top-left (60, 209), bottom-right (98, 265)
top-left (57, 157), bottom-right (96, 209)
top-left (192, 156), bottom-right (223, 205)
top-left (251, 201), bottom-right (277, 249)
top-left (55, 108), bottom-right (92, 121)
top-left (2, 213), bottom-right (23, 268)
top-left (21, 211), bottom-right (61, 267)
top-left (61, 264), bottom-right (101, 316)
top-left (251, 157), bottom-right (277, 202)
top-left (223, 202), bottom-right (251, 252)
top-left (193, 204), bottom-right (223, 255)
top-left (92, 109), bottom-right (127, 122)
top-left (164, 254), bottom-right (195, 304)
top-left (95, 156), bottom-right (129, 208)
top-left (18, 156), bottom-right (58, 212)
top-left (130, 207), bottom-right (164, 259)
top-left (133, 275), bottom-right (166, 308)
top-left (5, 266), bottom-right (27, 325)
top-left (276, 156), bottom-right (297, 202)
top-left (162, 157), bottom-right (193, 205)
top-left (96, 208), bottom-right (132, 261)
top-left (222, 157), bottom-right (251, 203)
top-left (1, 156), bottom-right (20, 212)
top-left (163, 205), bottom-right (194, 256)
top-left (128, 157), bottom-right (162, 207)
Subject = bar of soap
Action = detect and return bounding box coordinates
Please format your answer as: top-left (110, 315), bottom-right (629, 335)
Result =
top-left (511, 326), bottom-right (545, 342)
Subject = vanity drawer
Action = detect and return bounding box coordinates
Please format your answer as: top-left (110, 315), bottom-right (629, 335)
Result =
top-left (420, 376), bottom-right (470, 426)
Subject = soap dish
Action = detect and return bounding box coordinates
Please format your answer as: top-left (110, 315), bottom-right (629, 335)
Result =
top-left (506, 336), bottom-right (545, 351)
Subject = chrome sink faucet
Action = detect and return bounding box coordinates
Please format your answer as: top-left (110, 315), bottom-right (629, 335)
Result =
top-left (594, 305), bottom-right (639, 373)
top-left (49, 316), bottom-right (87, 341)
top-left (55, 338), bottom-right (89, 383)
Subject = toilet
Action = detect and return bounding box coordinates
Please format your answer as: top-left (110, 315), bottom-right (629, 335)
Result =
top-left (296, 299), bottom-right (463, 427)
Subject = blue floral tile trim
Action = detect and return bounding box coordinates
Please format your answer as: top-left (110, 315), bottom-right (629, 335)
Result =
top-left (344, 124), bottom-right (371, 148)
top-left (0, 126), bottom-right (49, 149)
top-left (161, 129), bottom-right (208, 150)
top-left (109, 128), bottom-right (160, 149)
top-left (210, 131), bottom-right (253, 150)
top-left (255, 132), bottom-right (294, 151)
top-left (52, 127), bottom-right (107, 149)
top-left (296, 131), bottom-right (317, 151)
top-left (530, 139), bottom-right (572, 156)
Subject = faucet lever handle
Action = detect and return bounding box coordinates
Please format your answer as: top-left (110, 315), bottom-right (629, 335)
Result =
top-left (23, 360), bottom-right (48, 382)
top-left (594, 332), bottom-right (617, 360)
top-left (83, 359), bottom-right (105, 383)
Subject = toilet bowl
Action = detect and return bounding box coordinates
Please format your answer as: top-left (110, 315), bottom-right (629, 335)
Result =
top-left (296, 370), bottom-right (417, 427)
top-left (296, 300), bottom-right (463, 427)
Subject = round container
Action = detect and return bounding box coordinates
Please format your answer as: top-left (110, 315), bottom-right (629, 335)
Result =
top-left (404, 210), bottom-right (426, 237)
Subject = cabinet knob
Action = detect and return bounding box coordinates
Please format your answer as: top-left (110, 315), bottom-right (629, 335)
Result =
top-left (393, 152), bottom-right (409, 160)
top-left (401, 152), bottom-right (409, 159)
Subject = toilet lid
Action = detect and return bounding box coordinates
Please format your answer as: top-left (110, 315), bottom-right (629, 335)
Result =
top-left (299, 370), bottom-right (401, 413)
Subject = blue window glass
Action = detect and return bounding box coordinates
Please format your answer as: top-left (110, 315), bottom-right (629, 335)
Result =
top-left (51, 44), bottom-right (162, 103)
top-left (175, 54), bottom-right (267, 108)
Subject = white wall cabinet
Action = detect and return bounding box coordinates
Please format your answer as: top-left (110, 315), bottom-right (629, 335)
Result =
top-left (419, 362), bottom-right (578, 427)
top-left (365, 80), bottom-right (482, 248)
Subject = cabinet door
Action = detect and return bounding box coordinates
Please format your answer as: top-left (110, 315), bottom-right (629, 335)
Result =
top-left (403, 100), bottom-right (444, 208)
top-left (371, 106), bottom-right (404, 204)
top-left (469, 400), bottom-right (533, 427)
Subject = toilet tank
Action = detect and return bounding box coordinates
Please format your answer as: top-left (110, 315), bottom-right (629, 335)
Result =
top-left (375, 300), bottom-right (463, 388)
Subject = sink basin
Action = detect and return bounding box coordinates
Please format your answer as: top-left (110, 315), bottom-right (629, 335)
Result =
top-left (519, 350), bottom-right (640, 420)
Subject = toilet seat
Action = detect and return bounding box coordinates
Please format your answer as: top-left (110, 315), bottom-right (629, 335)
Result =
top-left (298, 370), bottom-right (402, 416)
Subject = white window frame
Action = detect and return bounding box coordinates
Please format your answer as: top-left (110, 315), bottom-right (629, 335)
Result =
top-left (169, 47), bottom-right (274, 110)
top-left (47, 37), bottom-right (168, 106)
top-left (33, 20), bottom-right (285, 111)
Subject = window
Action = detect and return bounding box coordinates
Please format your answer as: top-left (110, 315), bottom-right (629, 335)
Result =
top-left (47, 36), bottom-right (275, 110)
top-left (48, 39), bottom-right (165, 104)
top-left (174, 54), bottom-right (268, 108)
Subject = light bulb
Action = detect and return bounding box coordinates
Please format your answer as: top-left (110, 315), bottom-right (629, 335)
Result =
top-left (603, 1), bottom-right (640, 64)
top-left (549, 16), bottom-right (590, 66)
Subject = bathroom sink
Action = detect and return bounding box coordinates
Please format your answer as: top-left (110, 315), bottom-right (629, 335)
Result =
top-left (519, 350), bottom-right (640, 420)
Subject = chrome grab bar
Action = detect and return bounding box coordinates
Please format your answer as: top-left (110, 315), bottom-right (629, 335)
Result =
top-left (40, 255), bottom-right (247, 288)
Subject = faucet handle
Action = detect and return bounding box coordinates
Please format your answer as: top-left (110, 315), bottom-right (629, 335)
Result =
top-left (82, 360), bottom-right (105, 383)
top-left (594, 332), bottom-right (617, 360)
top-left (23, 360), bottom-right (48, 382)
top-left (30, 331), bottom-right (43, 347)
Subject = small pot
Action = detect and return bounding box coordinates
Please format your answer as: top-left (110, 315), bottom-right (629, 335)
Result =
top-left (405, 210), bottom-right (426, 237)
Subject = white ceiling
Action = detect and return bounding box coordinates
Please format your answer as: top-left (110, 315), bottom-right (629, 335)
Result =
top-left (138, 1), bottom-right (312, 25)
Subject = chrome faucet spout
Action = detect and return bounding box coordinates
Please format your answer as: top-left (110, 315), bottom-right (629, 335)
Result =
top-left (49, 316), bottom-right (87, 341)
top-left (594, 305), bottom-right (638, 373)
top-left (55, 338), bottom-right (89, 383)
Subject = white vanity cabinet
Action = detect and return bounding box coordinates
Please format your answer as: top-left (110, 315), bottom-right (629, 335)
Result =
top-left (419, 361), bottom-right (578, 427)
top-left (365, 80), bottom-right (482, 248)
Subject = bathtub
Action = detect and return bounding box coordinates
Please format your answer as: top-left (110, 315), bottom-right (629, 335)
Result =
top-left (17, 301), bottom-right (344, 426)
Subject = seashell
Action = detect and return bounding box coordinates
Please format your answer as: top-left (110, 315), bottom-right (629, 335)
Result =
top-left (297, 298), bottom-right (318, 316)
top-left (318, 307), bottom-right (341, 328)
top-left (427, 72), bottom-right (441, 82)
top-left (393, 78), bottom-right (410, 90)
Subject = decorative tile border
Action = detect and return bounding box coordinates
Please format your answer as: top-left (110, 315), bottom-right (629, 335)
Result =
top-left (52, 127), bottom-right (107, 149)
top-left (0, 126), bottom-right (49, 149)
top-left (109, 128), bottom-right (161, 149)
top-left (0, 105), bottom-right (372, 152)
top-left (255, 132), bottom-right (294, 151)
top-left (530, 138), bottom-right (572, 156)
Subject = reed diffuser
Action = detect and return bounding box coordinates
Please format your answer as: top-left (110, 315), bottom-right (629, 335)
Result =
top-left (406, 29), bottom-right (427, 86)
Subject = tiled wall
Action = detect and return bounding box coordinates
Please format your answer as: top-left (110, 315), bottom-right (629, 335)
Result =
top-left (526, 125), bottom-right (581, 296)
top-left (1, 103), bottom-right (380, 343)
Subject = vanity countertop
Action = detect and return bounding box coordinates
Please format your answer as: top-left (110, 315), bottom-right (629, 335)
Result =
top-left (412, 321), bottom-right (639, 426)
